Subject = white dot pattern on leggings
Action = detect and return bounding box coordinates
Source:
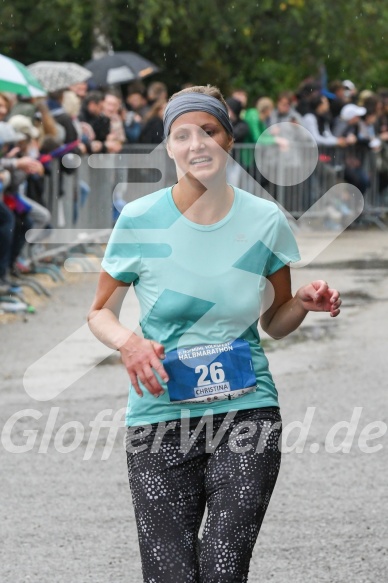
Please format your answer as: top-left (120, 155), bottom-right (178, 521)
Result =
top-left (127, 408), bottom-right (282, 582)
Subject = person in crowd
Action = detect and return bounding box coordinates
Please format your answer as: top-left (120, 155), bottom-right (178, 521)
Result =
top-left (327, 80), bottom-right (347, 121)
top-left (9, 95), bottom-right (36, 119)
top-left (0, 169), bottom-right (15, 293)
top-left (68, 81), bottom-right (89, 100)
top-left (357, 99), bottom-right (381, 149)
top-left (119, 82), bottom-right (145, 143)
top-left (147, 81), bottom-right (168, 107)
top-left (303, 95), bottom-right (348, 147)
top-left (374, 90), bottom-right (388, 196)
top-left (332, 103), bottom-right (367, 139)
top-left (295, 79), bottom-right (322, 116)
top-left (241, 97), bottom-right (288, 183)
top-left (0, 119), bottom-right (45, 277)
top-left (46, 90), bottom-right (79, 145)
top-left (46, 89), bottom-right (86, 202)
top-left (342, 79), bottom-right (357, 103)
top-left (138, 100), bottom-right (166, 144)
top-left (123, 109), bottom-right (142, 144)
top-left (225, 96), bottom-right (249, 143)
top-left (225, 96), bottom-right (249, 186)
top-left (88, 84), bottom-right (341, 583)
top-left (62, 90), bottom-right (86, 151)
top-left (7, 115), bottom-right (51, 244)
top-left (124, 81), bottom-right (161, 145)
top-left (332, 102), bottom-right (371, 195)
top-left (357, 90), bottom-right (376, 108)
top-left (125, 81), bottom-right (150, 120)
top-left (269, 91), bottom-right (303, 125)
top-left (244, 97), bottom-right (287, 146)
top-left (102, 92), bottom-right (126, 152)
top-left (231, 88), bottom-right (248, 111)
top-left (79, 91), bottom-right (118, 153)
top-left (8, 95), bottom-right (59, 143)
top-left (0, 92), bottom-right (12, 122)
top-left (245, 97), bottom-right (288, 153)
top-left (0, 123), bottom-right (43, 176)
top-left (302, 96), bottom-right (352, 217)
top-left (62, 90), bottom-right (103, 154)
top-left (376, 89), bottom-right (388, 136)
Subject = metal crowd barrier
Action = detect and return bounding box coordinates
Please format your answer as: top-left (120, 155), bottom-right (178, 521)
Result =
top-left (9, 139), bottom-right (383, 312)
top-left (39, 142), bottom-right (387, 241)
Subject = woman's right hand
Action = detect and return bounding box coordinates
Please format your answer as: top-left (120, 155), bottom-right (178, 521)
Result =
top-left (119, 335), bottom-right (169, 398)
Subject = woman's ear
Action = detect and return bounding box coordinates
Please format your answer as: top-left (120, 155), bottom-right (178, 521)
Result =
top-left (166, 139), bottom-right (174, 159)
top-left (227, 136), bottom-right (235, 152)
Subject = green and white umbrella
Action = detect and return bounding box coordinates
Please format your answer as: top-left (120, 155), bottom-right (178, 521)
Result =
top-left (0, 54), bottom-right (46, 97)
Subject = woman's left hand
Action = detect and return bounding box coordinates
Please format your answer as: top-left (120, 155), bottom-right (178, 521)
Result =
top-left (295, 280), bottom-right (341, 317)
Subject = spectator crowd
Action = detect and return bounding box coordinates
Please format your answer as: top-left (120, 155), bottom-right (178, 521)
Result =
top-left (2, 74), bottom-right (388, 298)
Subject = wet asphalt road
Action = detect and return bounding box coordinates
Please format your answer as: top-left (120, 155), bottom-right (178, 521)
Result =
top-left (1, 230), bottom-right (388, 583)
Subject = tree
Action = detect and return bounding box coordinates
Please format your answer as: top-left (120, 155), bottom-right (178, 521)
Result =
top-left (1, 0), bottom-right (388, 99)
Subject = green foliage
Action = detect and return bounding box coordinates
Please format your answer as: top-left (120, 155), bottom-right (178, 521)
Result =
top-left (1, 0), bottom-right (388, 99)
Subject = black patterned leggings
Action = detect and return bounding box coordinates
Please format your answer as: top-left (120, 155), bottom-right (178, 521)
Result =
top-left (126, 407), bottom-right (282, 583)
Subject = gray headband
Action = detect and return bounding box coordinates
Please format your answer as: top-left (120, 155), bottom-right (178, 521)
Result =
top-left (163, 93), bottom-right (234, 139)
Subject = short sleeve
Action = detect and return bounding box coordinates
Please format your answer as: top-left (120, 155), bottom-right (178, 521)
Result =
top-left (101, 209), bottom-right (142, 284)
top-left (266, 210), bottom-right (301, 276)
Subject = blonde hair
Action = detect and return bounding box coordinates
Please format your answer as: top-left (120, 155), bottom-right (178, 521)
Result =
top-left (62, 91), bottom-right (81, 118)
top-left (169, 85), bottom-right (228, 110)
top-left (256, 97), bottom-right (274, 113)
top-left (358, 90), bottom-right (375, 106)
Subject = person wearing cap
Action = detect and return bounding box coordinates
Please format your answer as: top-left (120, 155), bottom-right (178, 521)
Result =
top-left (5, 115), bottom-right (51, 252)
top-left (88, 85), bottom-right (341, 582)
top-left (8, 114), bottom-right (40, 142)
top-left (342, 80), bottom-right (357, 102)
top-left (333, 103), bottom-right (367, 136)
top-left (332, 102), bottom-right (372, 195)
top-left (0, 119), bottom-right (43, 176)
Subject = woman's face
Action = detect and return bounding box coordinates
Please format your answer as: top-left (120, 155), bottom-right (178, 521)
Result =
top-left (0, 96), bottom-right (9, 121)
top-left (167, 111), bottom-right (233, 182)
top-left (102, 94), bottom-right (121, 118)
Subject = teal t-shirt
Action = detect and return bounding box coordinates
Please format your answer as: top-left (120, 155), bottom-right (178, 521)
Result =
top-left (101, 186), bottom-right (300, 426)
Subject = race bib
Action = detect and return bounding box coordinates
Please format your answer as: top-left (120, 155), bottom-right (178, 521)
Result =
top-left (163, 339), bottom-right (257, 404)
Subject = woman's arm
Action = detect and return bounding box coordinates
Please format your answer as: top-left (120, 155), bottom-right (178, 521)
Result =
top-left (260, 266), bottom-right (341, 340)
top-left (88, 269), bottom-right (168, 397)
top-left (302, 114), bottom-right (341, 147)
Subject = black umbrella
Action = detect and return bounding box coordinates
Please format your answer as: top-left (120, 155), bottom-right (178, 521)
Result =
top-left (84, 51), bottom-right (160, 86)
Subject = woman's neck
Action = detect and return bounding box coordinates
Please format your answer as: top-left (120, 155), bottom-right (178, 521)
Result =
top-left (172, 175), bottom-right (234, 225)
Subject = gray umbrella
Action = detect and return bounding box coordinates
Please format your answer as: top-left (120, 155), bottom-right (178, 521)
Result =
top-left (27, 61), bottom-right (92, 93)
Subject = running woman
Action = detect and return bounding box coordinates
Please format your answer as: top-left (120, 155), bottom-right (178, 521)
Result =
top-left (88, 85), bottom-right (341, 583)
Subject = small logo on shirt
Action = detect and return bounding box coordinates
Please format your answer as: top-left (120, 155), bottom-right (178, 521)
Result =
top-left (234, 233), bottom-right (247, 242)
